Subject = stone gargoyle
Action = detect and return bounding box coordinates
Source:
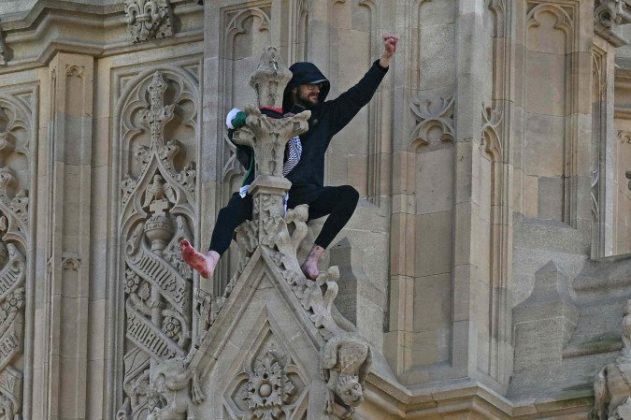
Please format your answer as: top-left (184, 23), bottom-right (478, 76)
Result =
top-left (146, 357), bottom-right (204, 420)
top-left (591, 299), bottom-right (631, 420)
top-left (321, 333), bottom-right (373, 418)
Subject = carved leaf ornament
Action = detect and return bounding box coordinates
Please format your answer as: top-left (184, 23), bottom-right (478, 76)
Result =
top-left (116, 70), bottom-right (199, 419)
top-left (410, 95), bottom-right (455, 146)
top-left (124, 0), bottom-right (174, 43)
top-left (244, 350), bottom-right (296, 419)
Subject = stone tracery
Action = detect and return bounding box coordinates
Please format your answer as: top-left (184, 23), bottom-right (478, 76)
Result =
top-left (0, 94), bottom-right (32, 420)
top-left (116, 69), bottom-right (199, 420)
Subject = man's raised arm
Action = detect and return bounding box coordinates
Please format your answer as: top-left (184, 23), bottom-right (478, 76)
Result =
top-left (327, 33), bottom-right (399, 135)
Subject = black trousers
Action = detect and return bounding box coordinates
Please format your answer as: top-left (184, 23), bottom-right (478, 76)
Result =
top-left (209, 185), bottom-right (359, 255)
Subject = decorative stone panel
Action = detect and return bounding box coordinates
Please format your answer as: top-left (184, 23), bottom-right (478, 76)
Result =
top-left (0, 88), bottom-right (35, 420)
top-left (115, 69), bottom-right (199, 420)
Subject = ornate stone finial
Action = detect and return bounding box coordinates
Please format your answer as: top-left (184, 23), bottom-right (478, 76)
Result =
top-left (143, 72), bottom-right (175, 148)
top-left (595, 0), bottom-right (631, 46)
top-left (124, 0), bottom-right (174, 43)
top-left (231, 47), bottom-right (310, 238)
top-left (249, 46), bottom-right (292, 109)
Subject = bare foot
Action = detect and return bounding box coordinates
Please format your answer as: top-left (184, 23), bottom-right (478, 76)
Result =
top-left (301, 245), bottom-right (325, 281)
top-left (180, 240), bottom-right (219, 279)
top-left (301, 260), bottom-right (319, 281)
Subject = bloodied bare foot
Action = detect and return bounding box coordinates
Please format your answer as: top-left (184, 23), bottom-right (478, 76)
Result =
top-left (301, 245), bottom-right (325, 281)
top-left (180, 240), bottom-right (219, 279)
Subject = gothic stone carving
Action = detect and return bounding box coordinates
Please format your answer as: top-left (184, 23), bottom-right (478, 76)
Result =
top-left (249, 46), bottom-right (292, 110)
top-left (410, 95), bottom-right (455, 146)
top-left (592, 299), bottom-right (631, 419)
top-left (594, 0), bottom-right (631, 46)
top-left (226, 332), bottom-right (307, 420)
top-left (0, 94), bottom-right (32, 420)
top-left (233, 106), bottom-right (310, 179)
top-left (124, 0), bottom-right (174, 43)
top-left (146, 358), bottom-right (204, 420)
top-left (117, 70), bottom-right (200, 419)
top-left (229, 46), bottom-right (310, 265)
top-left (244, 349), bottom-right (295, 419)
top-left (232, 46), bottom-right (310, 180)
top-left (321, 334), bottom-right (372, 418)
top-left (213, 47), bottom-right (371, 419)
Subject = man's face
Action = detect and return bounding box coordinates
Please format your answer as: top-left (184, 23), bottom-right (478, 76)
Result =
top-left (293, 83), bottom-right (321, 108)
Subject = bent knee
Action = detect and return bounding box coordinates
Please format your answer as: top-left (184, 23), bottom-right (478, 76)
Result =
top-left (339, 185), bottom-right (359, 205)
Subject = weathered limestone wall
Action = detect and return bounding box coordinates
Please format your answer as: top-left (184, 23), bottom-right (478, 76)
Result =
top-left (0, 0), bottom-right (631, 418)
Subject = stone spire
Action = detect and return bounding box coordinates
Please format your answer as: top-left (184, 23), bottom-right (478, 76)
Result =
top-left (231, 47), bottom-right (310, 244)
top-left (249, 46), bottom-right (292, 110)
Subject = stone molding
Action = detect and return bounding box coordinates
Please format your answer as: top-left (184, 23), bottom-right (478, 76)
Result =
top-left (0, 0), bottom-right (203, 74)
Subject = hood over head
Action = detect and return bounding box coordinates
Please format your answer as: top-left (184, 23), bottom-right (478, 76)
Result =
top-left (283, 62), bottom-right (330, 112)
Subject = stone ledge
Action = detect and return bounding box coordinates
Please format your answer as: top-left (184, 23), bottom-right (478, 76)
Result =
top-left (0, 0), bottom-right (203, 73)
top-left (362, 372), bottom-right (593, 419)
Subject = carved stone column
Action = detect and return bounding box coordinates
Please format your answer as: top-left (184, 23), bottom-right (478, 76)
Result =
top-left (230, 47), bottom-right (310, 247)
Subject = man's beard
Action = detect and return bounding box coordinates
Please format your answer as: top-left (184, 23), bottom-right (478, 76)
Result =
top-left (294, 92), bottom-right (319, 109)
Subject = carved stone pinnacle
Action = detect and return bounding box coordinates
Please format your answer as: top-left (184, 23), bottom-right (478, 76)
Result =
top-left (231, 47), bottom-right (311, 222)
top-left (249, 46), bottom-right (292, 109)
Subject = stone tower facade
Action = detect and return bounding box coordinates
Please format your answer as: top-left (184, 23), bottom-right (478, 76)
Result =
top-left (0, 0), bottom-right (631, 418)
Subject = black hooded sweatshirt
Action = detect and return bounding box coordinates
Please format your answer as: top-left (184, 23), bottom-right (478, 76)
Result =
top-left (282, 60), bottom-right (388, 203)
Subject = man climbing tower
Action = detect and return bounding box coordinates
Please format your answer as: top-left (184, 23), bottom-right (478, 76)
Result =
top-left (181, 33), bottom-right (398, 280)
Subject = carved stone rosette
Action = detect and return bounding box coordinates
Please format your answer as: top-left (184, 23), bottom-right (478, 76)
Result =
top-left (116, 70), bottom-right (199, 419)
top-left (225, 333), bottom-right (307, 420)
top-left (124, 0), bottom-right (174, 44)
top-left (0, 95), bottom-right (31, 420)
top-left (244, 349), bottom-right (296, 418)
